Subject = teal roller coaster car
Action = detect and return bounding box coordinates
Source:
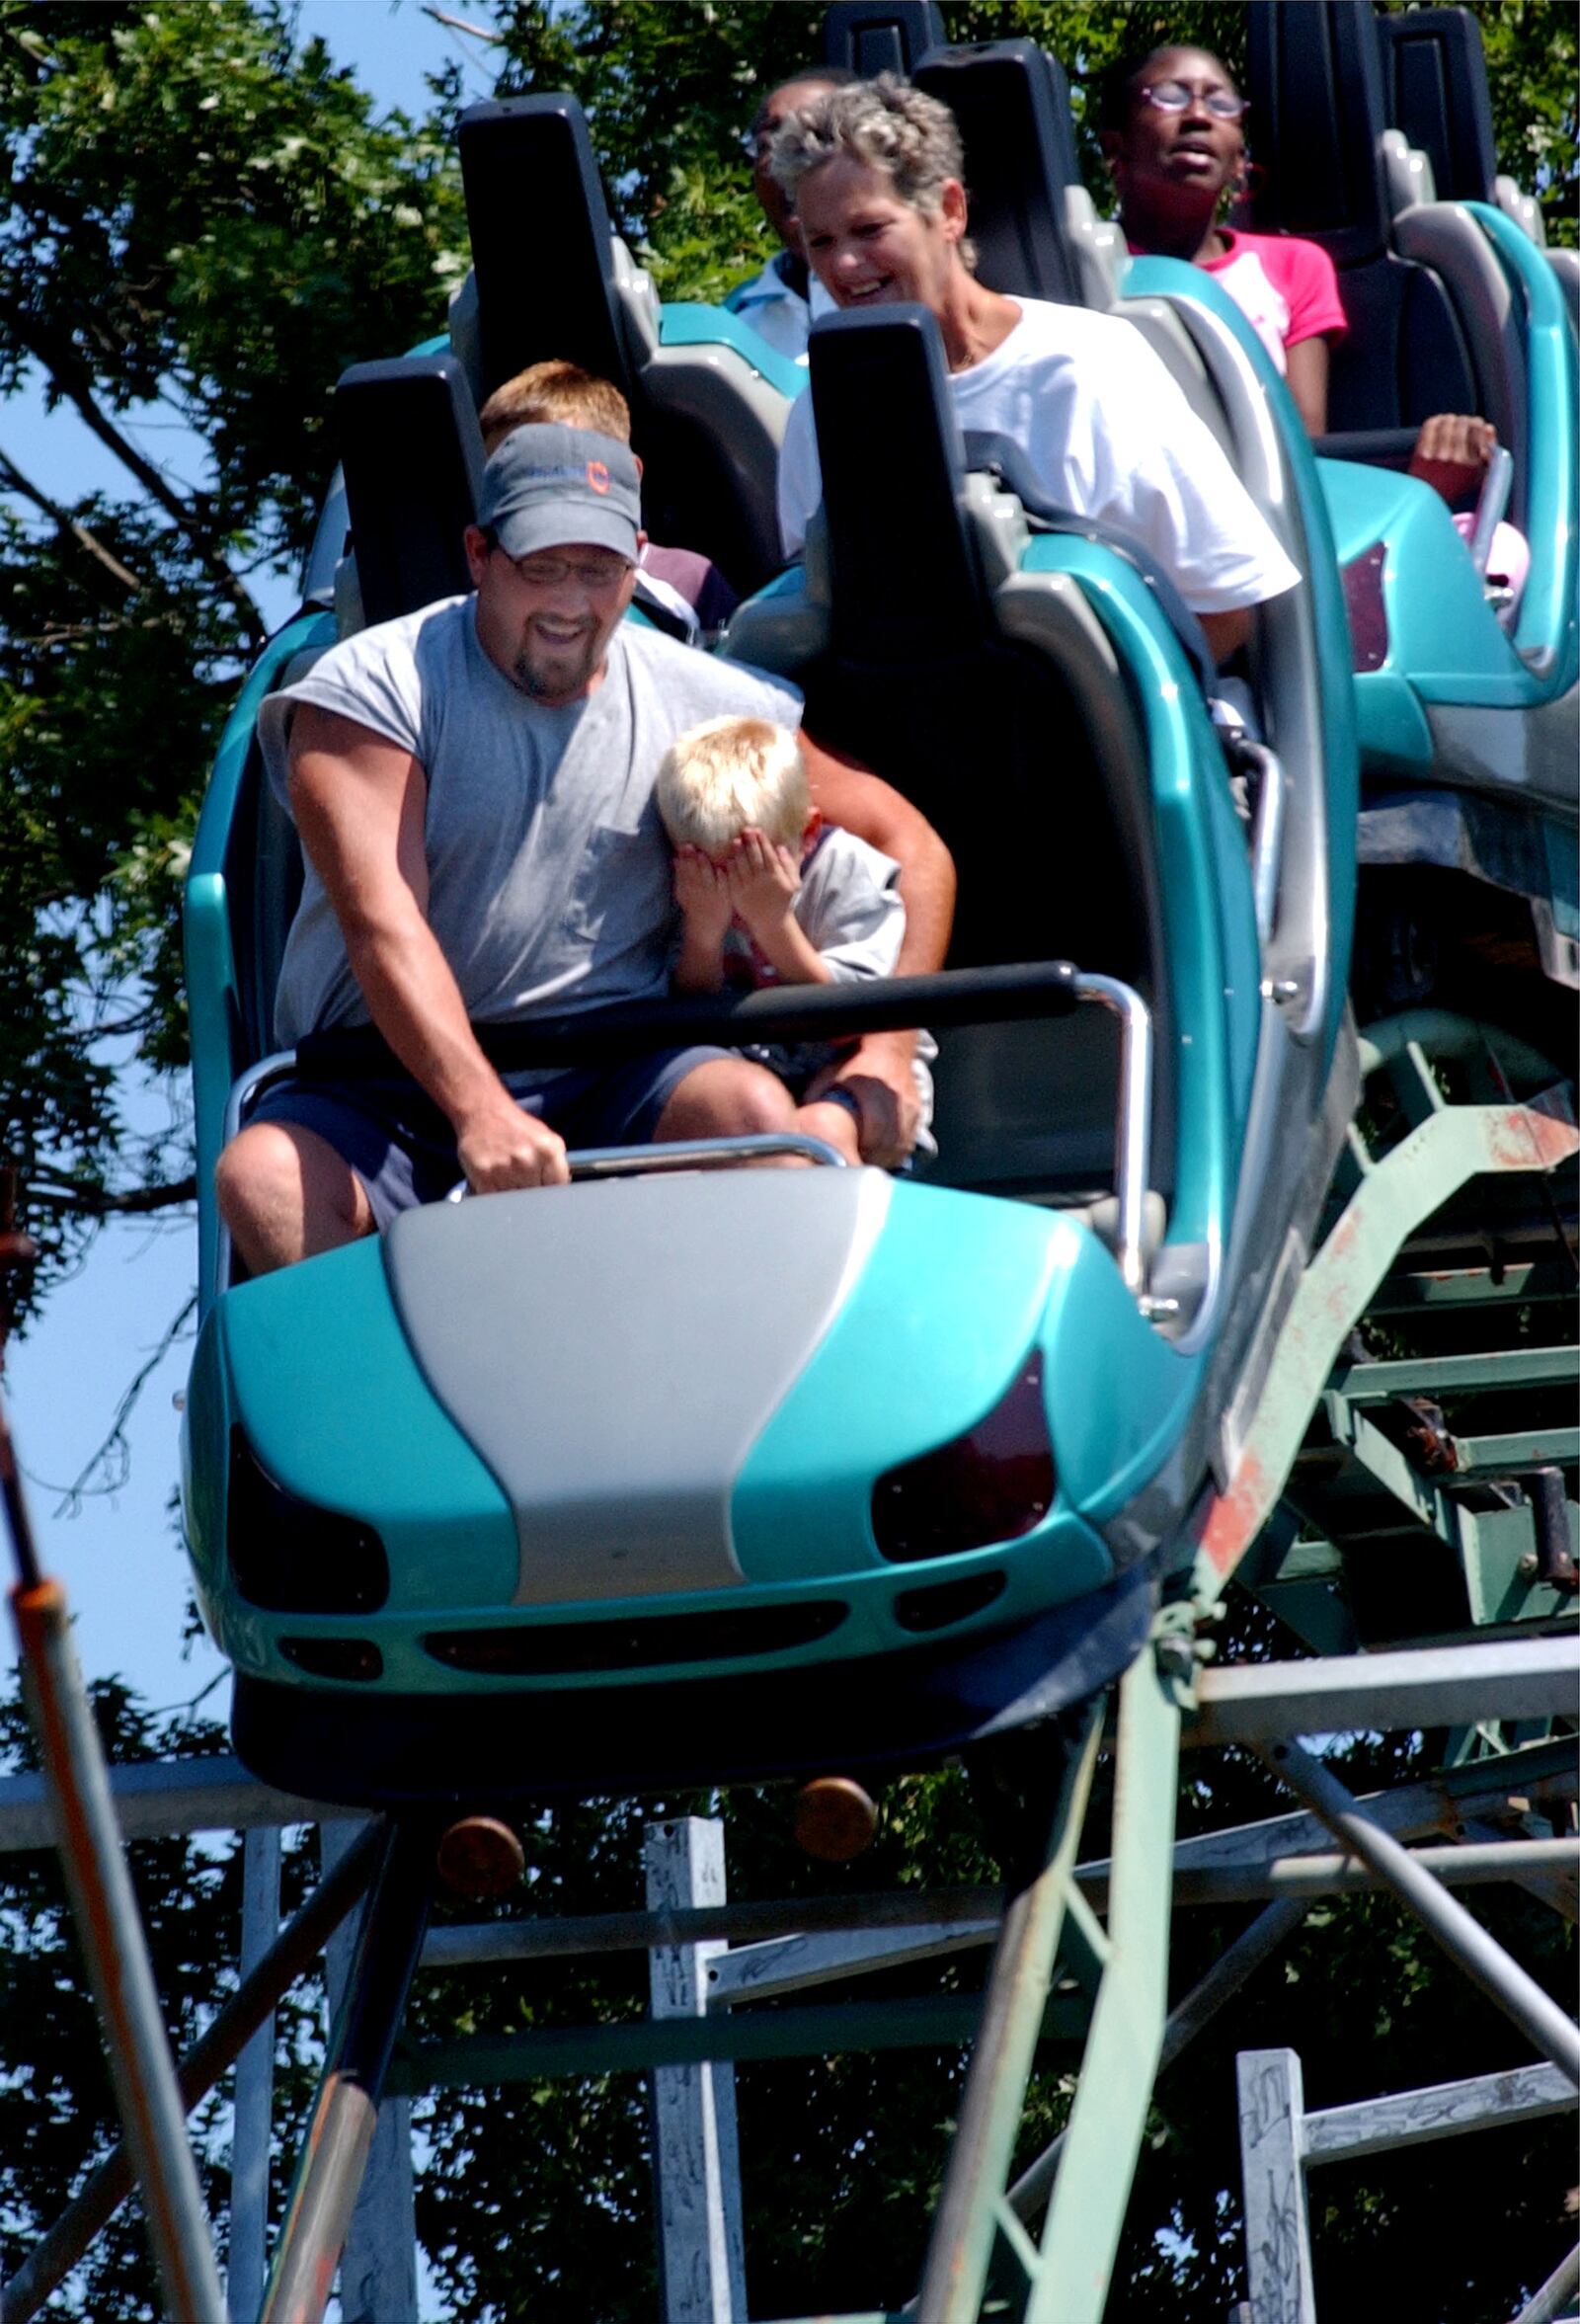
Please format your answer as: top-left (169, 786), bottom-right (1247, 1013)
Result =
top-left (180, 262), bottom-right (1360, 1803)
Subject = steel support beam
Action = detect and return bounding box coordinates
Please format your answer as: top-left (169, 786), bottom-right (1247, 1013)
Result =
top-left (388, 1990), bottom-right (1087, 2092)
top-left (0, 1753), bottom-right (363, 1854)
top-left (645, 1818), bottom-right (747, 2324)
top-left (705, 1913), bottom-right (997, 2005)
top-left (422, 1883), bottom-right (1008, 1969)
top-left (6, 1574), bottom-right (226, 2324)
top-left (1260, 1739), bottom-right (1580, 2086)
top-left (1303, 2060), bottom-right (1574, 2164)
top-left (1195, 1082), bottom-right (1580, 1592)
top-left (1238, 2047), bottom-right (1577, 2324)
top-left (1514, 2242), bottom-right (1580, 2324)
top-left (1237, 2048), bottom-right (1316, 2324)
top-left (0, 1816), bottom-right (382, 2324)
top-left (1007, 1897), bottom-right (1312, 2230)
top-left (913, 1706), bottom-right (1105, 2324)
top-left (261, 1820), bottom-right (432, 2324)
top-left (1188, 1636), bottom-right (1580, 1746)
top-left (1034, 1653), bottom-right (1181, 2322)
top-left (322, 1823), bottom-right (420, 2324)
top-left (229, 1822), bottom-right (282, 2324)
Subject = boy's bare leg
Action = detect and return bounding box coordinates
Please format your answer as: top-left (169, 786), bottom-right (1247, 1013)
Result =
top-left (654, 1056), bottom-right (799, 1144)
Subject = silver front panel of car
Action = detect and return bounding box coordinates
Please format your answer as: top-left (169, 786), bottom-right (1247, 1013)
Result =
top-left (383, 1167), bottom-right (892, 1604)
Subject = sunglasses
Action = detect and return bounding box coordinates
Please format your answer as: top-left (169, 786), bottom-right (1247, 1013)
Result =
top-left (1139, 79), bottom-right (1249, 121)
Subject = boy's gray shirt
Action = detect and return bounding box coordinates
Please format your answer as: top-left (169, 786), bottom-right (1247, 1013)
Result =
top-left (258, 599), bottom-right (804, 1046)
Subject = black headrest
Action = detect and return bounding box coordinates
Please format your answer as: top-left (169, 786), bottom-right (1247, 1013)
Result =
top-left (912, 40), bottom-right (1081, 306)
top-left (1245, 0), bottom-right (1392, 265)
top-left (808, 306), bottom-right (986, 666)
top-left (819, 1), bottom-right (945, 77)
top-left (335, 356), bottom-right (484, 626)
top-left (1378, 6), bottom-right (1496, 204)
top-left (458, 97), bottom-right (630, 402)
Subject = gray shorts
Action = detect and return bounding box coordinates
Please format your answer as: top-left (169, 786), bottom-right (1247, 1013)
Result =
top-left (250, 1047), bottom-right (730, 1230)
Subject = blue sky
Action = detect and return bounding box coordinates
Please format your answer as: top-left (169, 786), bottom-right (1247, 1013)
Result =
top-left (4, 0), bottom-right (502, 1711)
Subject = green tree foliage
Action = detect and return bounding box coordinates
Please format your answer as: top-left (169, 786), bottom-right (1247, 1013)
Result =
top-left (0, 0), bottom-right (468, 1307)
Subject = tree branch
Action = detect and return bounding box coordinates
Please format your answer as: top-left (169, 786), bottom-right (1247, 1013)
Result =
top-left (28, 1174), bottom-right (197, 1218)
top-left (28, 1288), bottom-right (198, 1518)
top-left (0, 442), bottom-right (145, 594)
top-left (2, 308), bottom-right (266, 651)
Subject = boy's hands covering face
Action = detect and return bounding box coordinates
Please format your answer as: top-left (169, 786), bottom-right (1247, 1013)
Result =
top-left (724, 827), bottom-right (801, 943)
top-left (672, 844), bottom-right (733, 946)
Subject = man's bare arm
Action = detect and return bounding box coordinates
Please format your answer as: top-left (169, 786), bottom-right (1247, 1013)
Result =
top-left (801, 733), bottom-right (956, 973)
top-left (287, 704), bottom-right (569, 1190)
top-left (799, 732), bottom-right (956, 1165)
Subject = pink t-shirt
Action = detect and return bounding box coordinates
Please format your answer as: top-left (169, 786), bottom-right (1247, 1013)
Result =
top-left (1198, 230), bottom-right (1347, 374)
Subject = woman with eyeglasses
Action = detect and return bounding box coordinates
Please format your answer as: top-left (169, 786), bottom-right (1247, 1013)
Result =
top-left (1097, 45), bottom-right (1346, 439)
top-left (1098, 43), bottom-right (1505, 525)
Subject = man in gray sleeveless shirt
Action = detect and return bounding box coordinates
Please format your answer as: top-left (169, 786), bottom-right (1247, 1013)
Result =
top-left (216, 425), bottom-right (953, 1274)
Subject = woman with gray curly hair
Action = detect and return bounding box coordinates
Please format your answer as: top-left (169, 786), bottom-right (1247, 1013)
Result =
top-left (770, 75), bottom-right (1300, 666)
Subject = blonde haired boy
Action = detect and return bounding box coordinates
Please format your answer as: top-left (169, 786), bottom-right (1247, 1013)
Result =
top-left (477, 360), bottom-right (738, 637)
top-left (656, 714), bottom-right (934, 1163)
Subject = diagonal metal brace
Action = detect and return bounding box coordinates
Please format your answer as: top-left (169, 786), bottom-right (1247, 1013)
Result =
top-left (1194, 1083), bottom-right (1579, 1596)
top-left (1257, 1736), bottom-right (1580, 2088)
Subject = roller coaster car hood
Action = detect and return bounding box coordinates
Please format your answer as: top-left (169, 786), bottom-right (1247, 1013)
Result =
top-left (190, 1164), bottom-right (1197, 1709)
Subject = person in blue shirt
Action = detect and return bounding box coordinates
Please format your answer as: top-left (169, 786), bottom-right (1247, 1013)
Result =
top-left (726, 66), bottom-right (854, 364)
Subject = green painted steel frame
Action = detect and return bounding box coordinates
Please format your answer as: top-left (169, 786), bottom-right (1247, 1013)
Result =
top-left (1193, 1033), bottom-right (1579, 1602)
top-left (913, 1651), bottom-right (1183, 2324)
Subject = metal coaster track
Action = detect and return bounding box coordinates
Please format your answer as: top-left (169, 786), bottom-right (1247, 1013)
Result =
top-left (0, 1012), bottom-right (1573, 2322)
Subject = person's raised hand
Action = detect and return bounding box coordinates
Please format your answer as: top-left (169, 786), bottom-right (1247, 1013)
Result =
top-left (724, 826), bottom-right (801, 944)
top-left (673, 845), bottom-right (733, 945)
top-left (1408, 413), bottom-right (1496, 505)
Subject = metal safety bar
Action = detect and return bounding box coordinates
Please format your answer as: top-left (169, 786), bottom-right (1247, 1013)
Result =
top-left (1241, 741), bottom-right (1288, 949)
top-left (218, 958), bottom-right (1158, 1299)
top-left (1466, 441), bottom-right (1515, 579)
top-left (443, 1131), bottom-right (851, 1208)
top-left (292, 960), bottom-right (1088, 1075)
top-left (1070, 972), bottom-right (1154, 1295)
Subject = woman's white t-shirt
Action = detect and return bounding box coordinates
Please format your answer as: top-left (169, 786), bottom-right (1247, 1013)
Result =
top-left (776, 296), bottom-right (1301, 614)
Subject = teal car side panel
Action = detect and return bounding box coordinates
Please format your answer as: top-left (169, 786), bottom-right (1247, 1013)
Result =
top-left (1318, 459), bottom-right (1544, 709)
top-left (1352, 672), bottom-right (1439, 775)
top-left (185, 610), bottom-right (335, 1309)
top-left (1316, 201), bottom-right (1577, 714)
top-left (732, 1184), bottom-right (1093, 1588)
top-left (180, 1305), bottom-right (232, 1624)
top-left (1043, 1215), bottom-right (1203, 1529)
top-left (1021, 536), bottom-right (1250, 1259)
top-left (659, 302), bottom-right (807, 402)
top-left (219, 1240), bottom-right (520, 1613)
top-left (1120, 255), bottom-right (1360, 1065)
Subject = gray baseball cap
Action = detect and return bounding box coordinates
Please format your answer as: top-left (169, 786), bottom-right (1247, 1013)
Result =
top-left (476, 424), bottom-right (642, 563)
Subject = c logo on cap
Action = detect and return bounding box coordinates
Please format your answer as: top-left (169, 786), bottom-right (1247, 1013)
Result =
top-left (587, 459), bottom-right (610, 495)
